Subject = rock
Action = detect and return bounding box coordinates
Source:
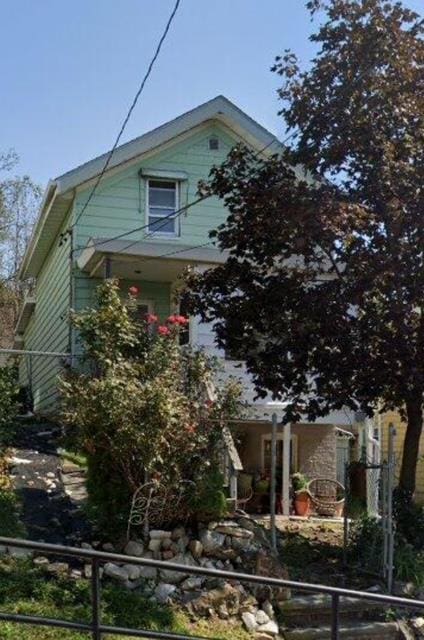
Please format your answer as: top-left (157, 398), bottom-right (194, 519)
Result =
top-left (162, 538), bottom-right (173, 550)
top-left (71, 569), bottom-right (83, 579)
top-left (200, 529), bottom-right (226, 554)
top-left (46, 562), bottom-right (69, 575)
top-left (148, 539), bottom-right (162, 552)
top-left (215, 525), bottom-right (254, 539)
top-left (139, 565), bottom-right (158, 580)
top-left (257, 620), bottom-right (279, 635)
top-left (160, 552), bottom-right (196, 584)
top-left (393, 580), bottom-right (415, 596)
top-left (81, 542), bottom-right (92, 550)
top-left (176, 536), bottom-right (189, 553)
top-left (217, 604), bottom-right (229, 619)
top-left (189, 540), bottom-right (203, 559)
top-left (191, 583), bottom-right (241, 617)
top-left (242, 611), bottom-right (258, 632)
top-left (231, 536), bottom-right (252, 552)
top-left (171, 526), bottom-right (186, 540)
top-left (102, 542), bottom-right (115, 552)
top-left (84, 564), bottom-right (92, 578)
top-left (181, 576), bottom-right (204, 591)
top-left (124, 540), bottom-right (144, 557)
top-left (255, 550), bottom-right (291, 602)
top-left (46, 471), bottom-right (56, 478)
top-left (104, 563), bottom-right (130, 581)
top-left (8, 546), bottom-right (33, 559)
top-left (237, 517), bottom-right (256, 532)
top-left (123, 564), bottom-right (142, 580)
top-left (150, 530), bottom-right (172, 540)
top-left (255, 610), bottom-right (270, 625)
top-left (33, 556), bottom-right (50, 567)
top-left (155, 583), bottom-right (177, 604)
top-left (262, 601), bottom-right (275, 620)
top-left (162, 550), bottom-right (175, 561)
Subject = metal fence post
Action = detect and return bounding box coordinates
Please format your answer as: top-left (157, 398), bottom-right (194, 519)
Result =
top-left (270, 413), bottom-right (277, 551)
top-left (331, 593), bottom-right (340, 640)
top-left (91, 558), bottom-right (101, 640)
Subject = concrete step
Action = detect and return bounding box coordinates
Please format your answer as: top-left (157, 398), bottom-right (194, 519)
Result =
top-left (283, 620), bottom-right (401, 639)
top-left (278, 594), bottom-right (383, 625)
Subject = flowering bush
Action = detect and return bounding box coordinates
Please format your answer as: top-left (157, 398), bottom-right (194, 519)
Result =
top-left (60, 279), bottom-right (243, 535)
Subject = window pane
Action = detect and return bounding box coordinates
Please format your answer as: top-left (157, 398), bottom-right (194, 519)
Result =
top-left (149, 184), bottom-right (176, 208)
top-left (149, 180), bottom-right (175, 190)
top-left (149, 215), bottom-right (175, 234)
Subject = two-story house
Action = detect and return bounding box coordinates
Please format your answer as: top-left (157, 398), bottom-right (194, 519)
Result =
top-left (16, 96), bottom-right (356, 514)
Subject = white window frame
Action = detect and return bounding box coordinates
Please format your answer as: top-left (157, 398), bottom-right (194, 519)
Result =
top-left (145, 178), bottom-right (180, 238)
top-left (261, 434), bottom-right (298, 473)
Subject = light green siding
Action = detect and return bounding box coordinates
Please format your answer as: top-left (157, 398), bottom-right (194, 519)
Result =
top-left (21, 209), bottom-right (72, 413)
top-left (24, 121), bottom-right (246, 413)
top-left (73, 123), bottom-right (238, 251)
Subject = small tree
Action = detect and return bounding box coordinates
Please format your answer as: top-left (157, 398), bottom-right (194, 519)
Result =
top-left (60, 279), bottom-right (242, 535)
top-left (184, 0), bottom-right (423, 498)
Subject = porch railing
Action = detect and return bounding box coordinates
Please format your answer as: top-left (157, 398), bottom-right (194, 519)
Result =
top-left (0, 536), bottom-right (423, 640)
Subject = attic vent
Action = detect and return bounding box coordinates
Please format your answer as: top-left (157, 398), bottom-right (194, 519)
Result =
top-left (209, 137), bottom-right (219, 151)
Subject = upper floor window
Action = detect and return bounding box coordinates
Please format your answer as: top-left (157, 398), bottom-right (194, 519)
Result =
top-left (147, 179), bottom-right (179, 237)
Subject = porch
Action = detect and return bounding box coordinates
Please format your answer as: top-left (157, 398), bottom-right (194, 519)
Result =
top-left (230, 419), bottom-right (355, 517)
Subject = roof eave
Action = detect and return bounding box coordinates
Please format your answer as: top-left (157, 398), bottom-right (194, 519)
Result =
top-left (18, 181), bottom-right (59, 279)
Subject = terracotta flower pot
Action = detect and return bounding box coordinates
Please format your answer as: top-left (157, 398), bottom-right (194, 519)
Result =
top-left (294, 490), bottom-right (312, 517)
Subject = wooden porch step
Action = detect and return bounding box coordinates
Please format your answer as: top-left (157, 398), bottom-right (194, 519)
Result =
top-left (283, 620), bottom-right (401, 639)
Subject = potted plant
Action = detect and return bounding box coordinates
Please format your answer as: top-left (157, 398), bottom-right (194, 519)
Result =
top-left (292, 473), bottom-right (311, 517)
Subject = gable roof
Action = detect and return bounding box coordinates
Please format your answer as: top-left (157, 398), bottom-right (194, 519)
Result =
top-left (20, 95), bottom-right (282, 278)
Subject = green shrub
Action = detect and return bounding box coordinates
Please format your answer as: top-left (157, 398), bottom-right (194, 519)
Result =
top-left (349, 514), bottom-right (384, 574)
top-left (60, 279), bottom-right (243, 536)
top-left (0, 489), bottom-right (24, 538)
top-left (189, 467), bottom-right (228, 522)
top-left (393, 487), bottom-right (424, 550)
top-left (0, 365), bottom-right (18, 448)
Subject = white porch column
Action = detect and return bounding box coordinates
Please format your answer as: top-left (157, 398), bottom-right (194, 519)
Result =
top-left (282, 422), bottom-right (291, 516)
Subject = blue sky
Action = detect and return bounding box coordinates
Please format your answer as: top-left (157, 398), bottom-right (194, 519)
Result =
top-left (1, 0), bottom-right (422, 188)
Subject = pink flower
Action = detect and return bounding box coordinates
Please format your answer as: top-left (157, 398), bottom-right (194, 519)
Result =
top-left (166, 314), bottom-right (189, 326)
top-left (145, 313), bottom-right (158, 324)
top-left (158, 325), bottom-right (171, 336)
top-left (129, 285), bottom-right (139, 296)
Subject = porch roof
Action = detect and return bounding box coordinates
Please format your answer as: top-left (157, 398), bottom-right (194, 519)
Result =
top-left (15, 297), bottom-right (36, 335)
top-left (76, 237), bottom-right (229, 281)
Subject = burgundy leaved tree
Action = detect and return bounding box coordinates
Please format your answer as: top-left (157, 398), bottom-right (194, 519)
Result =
top-left (184, 0), bottom-right (424, 498)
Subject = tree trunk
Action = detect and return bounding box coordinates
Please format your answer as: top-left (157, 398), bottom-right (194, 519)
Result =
top-left (399, 397), bottom-right (423, 498)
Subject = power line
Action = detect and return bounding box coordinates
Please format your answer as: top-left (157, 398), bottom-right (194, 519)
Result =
top-left (68, 0), bottom-right (182, 235)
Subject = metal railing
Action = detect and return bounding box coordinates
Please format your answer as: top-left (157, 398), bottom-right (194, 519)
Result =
top-left (0, 536), bottom-right (423, 639)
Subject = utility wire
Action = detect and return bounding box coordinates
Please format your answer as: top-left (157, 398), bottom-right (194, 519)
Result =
top-left (68, 0), bottom-right (182, 235)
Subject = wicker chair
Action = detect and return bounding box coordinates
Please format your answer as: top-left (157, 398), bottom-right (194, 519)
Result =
top-left (307, 478), bottom-right (345, 517)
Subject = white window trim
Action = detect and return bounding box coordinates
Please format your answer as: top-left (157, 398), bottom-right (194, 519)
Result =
top-left (261, 433), bottom-right (298, 473)
top-left (145, 178), bottom-right (180, 238)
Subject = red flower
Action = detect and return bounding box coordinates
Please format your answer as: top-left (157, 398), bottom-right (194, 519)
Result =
top-left (129, 286), bottom-right (139, 296)
top-left (158, 325), bottom-right (171, 336)
top-left (145, 313), bottom-right (158, 324)
top-left (176, 315), bottom-right (189, 326)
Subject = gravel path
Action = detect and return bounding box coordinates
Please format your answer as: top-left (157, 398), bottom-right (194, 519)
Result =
top-left (9, 421), bottom-right (91, 545)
